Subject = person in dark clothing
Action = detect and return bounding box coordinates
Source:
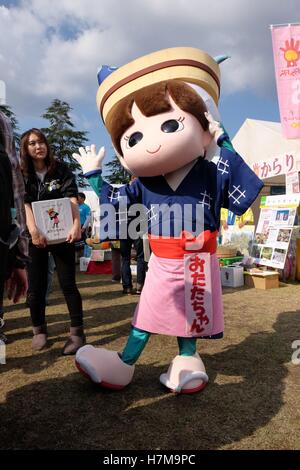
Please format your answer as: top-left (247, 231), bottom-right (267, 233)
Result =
top-left (120, 237), bottom-right (146, 294)
top-left (0, 123), bottom-right (28, 344)
top-left (120, 176), bottom-right (146, 294)
top-left (75, 192), bottom-right (91, 262)
top-left (0, 126), bottom-right (14, 307)
top-left (20, 128), bottom-right (85, 354)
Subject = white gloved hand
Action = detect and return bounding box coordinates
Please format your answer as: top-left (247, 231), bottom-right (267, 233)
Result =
top-left (72, 144), bottom-right (105, 174)
top-left (205, 111), bottom-right (224, 142)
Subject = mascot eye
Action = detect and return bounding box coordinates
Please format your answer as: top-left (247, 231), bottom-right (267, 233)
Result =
top-left (161, 119), bottom-right (184, 133)
top-left (126, 131), bottom-right (143, 148)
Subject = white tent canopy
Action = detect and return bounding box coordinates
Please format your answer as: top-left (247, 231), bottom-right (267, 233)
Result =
top-left (232, 119), bottom-right (300, 184)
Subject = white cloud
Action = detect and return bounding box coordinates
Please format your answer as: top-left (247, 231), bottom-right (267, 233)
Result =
top-left (0, 0), bottom-right (298, 130)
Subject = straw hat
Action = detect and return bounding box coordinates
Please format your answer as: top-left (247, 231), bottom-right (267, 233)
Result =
top-left (96, 47), bottom-right (221, 124)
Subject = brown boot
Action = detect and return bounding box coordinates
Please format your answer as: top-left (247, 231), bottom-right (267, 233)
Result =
top-left (32, 324), bottom-right (48, 351)
top-left (62, 326), bottom-right (86, 356)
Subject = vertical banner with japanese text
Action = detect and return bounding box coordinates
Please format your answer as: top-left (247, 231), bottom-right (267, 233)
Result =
top-left (184, 253), bottom-right (213, 336)
top-left (271, 24), bottom-right (300, 138)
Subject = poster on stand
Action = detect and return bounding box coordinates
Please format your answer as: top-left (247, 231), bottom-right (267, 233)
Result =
top-left (251, 194), bottom-right (300, 269)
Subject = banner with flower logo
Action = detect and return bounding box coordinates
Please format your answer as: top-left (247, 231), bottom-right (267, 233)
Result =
top-left (271, 23), bottom-right (300, 138)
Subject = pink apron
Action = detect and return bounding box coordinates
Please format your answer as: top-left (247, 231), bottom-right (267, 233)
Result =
top-left (132, 253), bottom-right (223, 337)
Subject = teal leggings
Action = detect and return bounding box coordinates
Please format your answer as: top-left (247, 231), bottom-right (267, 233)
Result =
top-left (122, 326), bottom-right (197, 365)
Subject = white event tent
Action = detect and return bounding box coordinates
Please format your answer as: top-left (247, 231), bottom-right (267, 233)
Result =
top-left (232, 119), bottom-right (300, 223)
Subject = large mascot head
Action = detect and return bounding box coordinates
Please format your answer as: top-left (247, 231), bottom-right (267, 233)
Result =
top-left (96, 47), bottom-right (224, 177)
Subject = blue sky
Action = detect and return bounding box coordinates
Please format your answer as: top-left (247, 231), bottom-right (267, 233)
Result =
top-left (0, 0), bottom-right (298, 171)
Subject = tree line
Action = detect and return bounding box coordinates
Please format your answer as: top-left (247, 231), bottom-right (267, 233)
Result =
top-left (0, 99), bottom-right (130, 186)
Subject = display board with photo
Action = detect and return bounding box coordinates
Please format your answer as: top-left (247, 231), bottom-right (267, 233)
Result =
top-left (251, 194), bottom-right (300, 269)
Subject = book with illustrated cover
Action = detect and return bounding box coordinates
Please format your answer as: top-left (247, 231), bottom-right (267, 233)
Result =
top-left (32, 198), bottom-right (73, 244)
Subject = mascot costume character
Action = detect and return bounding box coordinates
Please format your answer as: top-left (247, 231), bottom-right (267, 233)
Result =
top-left (73, 47), bottom-right (263, 394)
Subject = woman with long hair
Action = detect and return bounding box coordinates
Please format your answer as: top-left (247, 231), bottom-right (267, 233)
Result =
top-left (20, 128), bottom-right (85, 354)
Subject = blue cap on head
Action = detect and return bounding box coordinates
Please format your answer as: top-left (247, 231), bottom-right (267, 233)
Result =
top-left (97, 65), bottom-right (118, 85)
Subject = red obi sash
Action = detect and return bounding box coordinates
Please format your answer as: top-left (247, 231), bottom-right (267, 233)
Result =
top-left (148, 230), bottom-right (218, 259)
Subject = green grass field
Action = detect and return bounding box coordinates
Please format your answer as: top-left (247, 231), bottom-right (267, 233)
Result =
top-left (1, 272), bottom-right (300, 450)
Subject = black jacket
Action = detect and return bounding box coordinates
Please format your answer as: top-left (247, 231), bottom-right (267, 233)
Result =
top-left (24, 160), bottom-right (78, 204)
top-left (0, 142), bottom-right (25, 273)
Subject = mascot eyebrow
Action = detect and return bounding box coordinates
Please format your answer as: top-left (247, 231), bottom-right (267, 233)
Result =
top-left (73, 47), bottom-right (263, 394)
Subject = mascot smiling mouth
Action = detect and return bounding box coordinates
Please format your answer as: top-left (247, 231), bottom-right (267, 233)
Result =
top-left (146, 145), bottom-right (161, 154)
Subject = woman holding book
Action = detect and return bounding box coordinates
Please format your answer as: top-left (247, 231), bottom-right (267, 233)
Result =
top-left (20, 128), bottom-right (85, 354)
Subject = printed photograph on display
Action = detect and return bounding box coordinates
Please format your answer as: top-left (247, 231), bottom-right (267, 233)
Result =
top-left (265, 228), bottom-right (279, 243)
top-left (255, 230), bottom-right (269, 245)
top-left (277, 228), bottom-right (292, 243)
top-left (275, 209), bottom-right (289, 222)
top-left (256, 209), bottom-right (272, 230)
top-left (255, 214), bottom-right (271, 244)
top-left (261, 247), bottom-right (273, 261)
top-left (272, 248), bottom-right (287, 265)
top-left (274, 208), bottom-right (296, 226)
top-left (251, 244), bottom-right (262, 259)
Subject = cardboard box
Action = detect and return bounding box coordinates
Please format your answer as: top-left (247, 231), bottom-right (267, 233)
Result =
top-left (220, 266), bottom-right (244, 287)
top-left (32, 197), bottom-right (73, 244)
top-left (244, 271), bottom-right (279, 289)
top-left (79, 257), bottom-right (90, 272)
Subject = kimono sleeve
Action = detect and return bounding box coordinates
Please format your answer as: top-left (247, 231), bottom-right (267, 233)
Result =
top-left (85, 170), bottom-right (142, 205)
top-left (100, 178), bottom-right (142, 207)
top-left (99, 178), bottom-right (143, 240)
top-left (218, 147), bottom-right (263, 216)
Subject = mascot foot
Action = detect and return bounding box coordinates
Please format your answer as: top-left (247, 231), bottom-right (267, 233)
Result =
top-left (159, 353), bottom-right (208, 394)
top-left (75, 345), bottom-right (135, 390)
